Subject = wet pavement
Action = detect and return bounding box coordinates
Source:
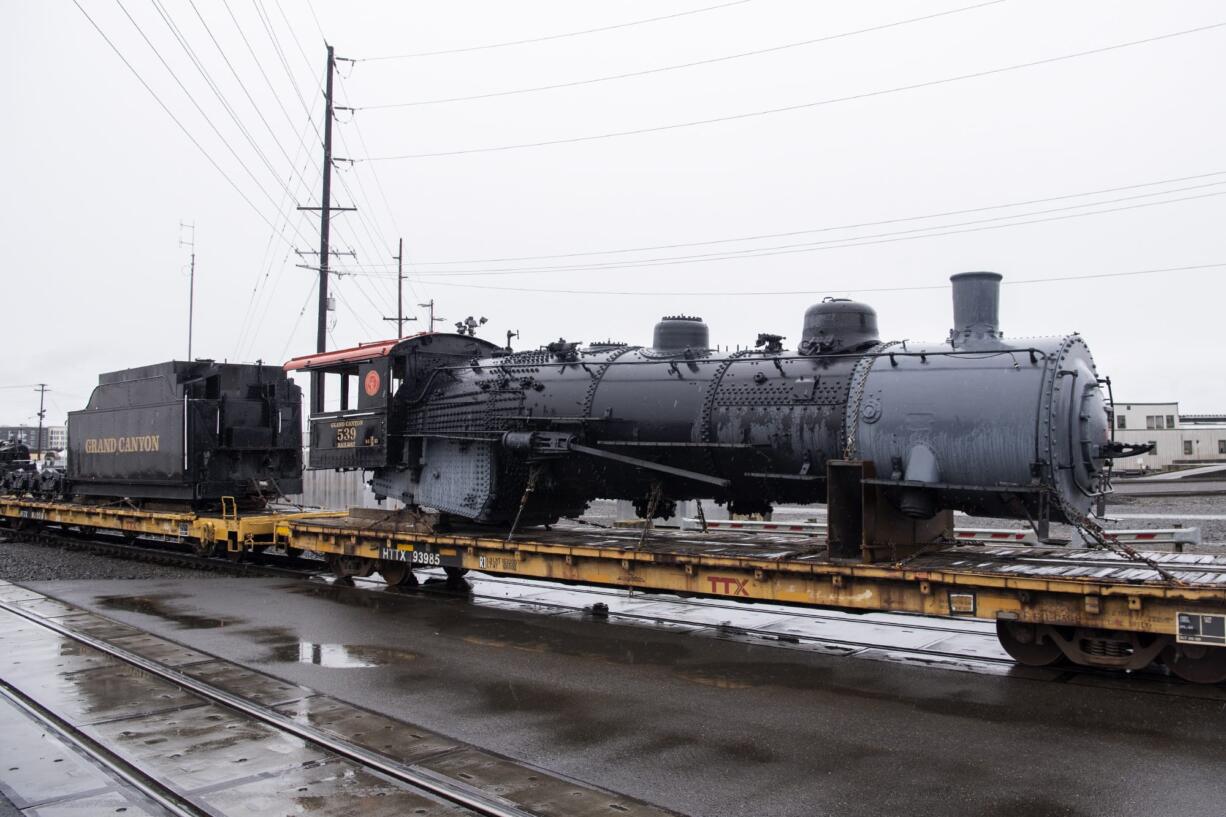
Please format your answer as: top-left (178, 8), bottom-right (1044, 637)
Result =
top-left (0, 580), bottom-right (675, 817)
top-left (16, 575), bottom-right (1226, 817)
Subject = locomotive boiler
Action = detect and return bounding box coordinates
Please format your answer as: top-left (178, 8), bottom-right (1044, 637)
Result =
top-left (288, 272), bottom-right (1137, 536)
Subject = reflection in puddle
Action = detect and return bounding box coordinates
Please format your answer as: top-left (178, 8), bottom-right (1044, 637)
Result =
top-left (269, 642), bottom-right (417, 668)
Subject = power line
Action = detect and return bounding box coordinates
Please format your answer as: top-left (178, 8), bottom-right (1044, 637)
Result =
top-left (235, 110), bottom-right (325, 359)
top-left (183, 0), bottom-right (321, 189)
top-left (332, 186), bottom-right (1226, 277)
top-left (361, 0), bottom-right (754, 61)
top-left (363, 21), bottom-right (1226, 160)
top-left (279, 277), bottom-right (318, 360)
top-left (359, 0), bottom-right (1006, 110)
top-left (220, 0), bottom-right (319, 139)
top-left (260, 2), bottom-right (400, 322)
top-left (71, 1), bottom-right (301, 246)
top-left (112, 0), bottom-right (314, 245)
top-left (395, 169), bottom-right (1226, 267)
top-left (148, 0), bottom-right (321, 216)
top-left (415, 262), bottom-right (1226, 297)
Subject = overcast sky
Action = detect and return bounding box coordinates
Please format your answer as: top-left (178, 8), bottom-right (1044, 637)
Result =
top-left (3, 0), bottom-right (1224, 426)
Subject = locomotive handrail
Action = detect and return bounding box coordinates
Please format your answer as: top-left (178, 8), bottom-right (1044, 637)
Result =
top-left (427, 346), bottom-right (1055, 374)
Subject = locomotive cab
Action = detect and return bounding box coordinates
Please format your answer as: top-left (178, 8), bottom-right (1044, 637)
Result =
top-left (285, 333), bottom-right (502, 474)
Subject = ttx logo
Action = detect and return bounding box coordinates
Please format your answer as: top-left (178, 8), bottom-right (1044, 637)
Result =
top-left (707, 576), bottom-right (749, 596)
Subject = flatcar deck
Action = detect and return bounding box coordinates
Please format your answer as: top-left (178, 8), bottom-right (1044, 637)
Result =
top-left (285, 515), bottom-right (1226, 645)
top-left (5, 495), bottom-right (1226, 679)
top-left (0, 497), bottom-right (342, 555)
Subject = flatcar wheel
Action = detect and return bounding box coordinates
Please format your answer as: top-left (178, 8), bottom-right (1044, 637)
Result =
top-left (996, 621), bottom-right (1063, 667)
top-left (195, 539), bottom-right (217, 558)
top-left (1162, 644), bottom-right (1226, 684)
top-left (379, 560), bottom-right (416, 587)
top-left (443, 566), bottom-right (469, 581)
top-left (328, 554), bottom-right (374, 580)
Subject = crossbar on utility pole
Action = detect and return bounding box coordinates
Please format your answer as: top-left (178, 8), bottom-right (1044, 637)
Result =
top-left (33, 384), bottom-right (47, 456)
top-left (418, 299), bottom-right (445, 332)
top-left (382, 238), bottom-right (417, 338)
top-left (179, 222), bottom-right (195, 360)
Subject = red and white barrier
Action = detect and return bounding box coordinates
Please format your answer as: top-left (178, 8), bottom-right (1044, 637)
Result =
top-left (682, 519), bottom-right (825, 533)
top-left (1100, 528), bottom-right (1202, 547)
top-left (953, 529), bottom-right (1039, 545)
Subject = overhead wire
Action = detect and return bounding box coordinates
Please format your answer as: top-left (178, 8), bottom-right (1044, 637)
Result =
top-left (236, 109), bottom-right (325, 359)
top-left (219, 0), bottom-right (319, 139)
top-left (413, 262), bottom-right (1226, 297)
top-left (71, 1), bottom-right (305, 247)
top-left (149, 0), bottom-right (312, 208)
top-left (280, 277), bottom-right (318, 360)
top-left (110, 0), bottom-right (315, 246)
top-left (272, 4), bottom-right (413, 319)
top-left (242, 0), bottom-right (402, 340)
top-left (285, 0), bottom-right (426, 308)
top-left (361, 21), bottom-right (1226, 160)
top-left (358, 0), bottom-right (1007, 110)
top-left (332, 184), bottom-right (1226, 277)
top-left (380, 169), bottom-right (1226, 267)
top-left (360, 0), bottom-right (754, 60)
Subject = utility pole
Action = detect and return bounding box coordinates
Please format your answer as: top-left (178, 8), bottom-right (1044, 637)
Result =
top-left (180, 221), bottom-right (195, 360)
top-left (296, 44), bottom-right (355, 414)
top-left (33, 384), bottom-right (47, 455)
top-left (382, 238), bottom-right (417, 338)
top-left (313, 44), bottom-right (335, 415)
top-left (419, 300), bottom-right (445, 332)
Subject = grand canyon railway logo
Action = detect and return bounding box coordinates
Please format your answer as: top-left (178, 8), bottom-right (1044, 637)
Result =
top-left (84, 435), bottom-right (160, 454)
top-left (364, 370), bottom-right (381, 397)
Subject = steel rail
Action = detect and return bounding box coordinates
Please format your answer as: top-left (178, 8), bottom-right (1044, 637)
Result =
top-left (0, 680), bottom-right (204, 817)
top-left (0, 599), bottom-right (540, 817)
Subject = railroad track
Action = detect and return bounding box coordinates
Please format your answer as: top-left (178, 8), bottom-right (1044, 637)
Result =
top-left (0, 593), bottom-right (637, 817)
top-left (0, 678), bottom-right (203, 817)
top-left (3, 524), bottom-right (322, 578)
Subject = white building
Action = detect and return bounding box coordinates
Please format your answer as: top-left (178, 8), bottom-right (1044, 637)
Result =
top-left (1111, 401), bottom-right (1226, 472)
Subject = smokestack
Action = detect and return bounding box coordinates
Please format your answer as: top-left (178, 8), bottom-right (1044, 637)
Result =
top-left (950, 271), bottom-right (1002, 346)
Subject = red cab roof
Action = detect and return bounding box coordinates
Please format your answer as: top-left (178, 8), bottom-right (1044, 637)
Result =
top-left (283, 333), bottom-right (427, 372)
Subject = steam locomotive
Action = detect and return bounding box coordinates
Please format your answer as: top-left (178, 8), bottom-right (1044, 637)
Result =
top-left (289, 272), bottom-right (1140, 534)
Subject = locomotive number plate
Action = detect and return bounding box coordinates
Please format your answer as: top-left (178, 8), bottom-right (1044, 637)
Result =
top-left (1177, 612), bottom-right (1226, 646)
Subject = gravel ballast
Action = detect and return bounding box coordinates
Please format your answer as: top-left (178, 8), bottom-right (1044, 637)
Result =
top-left (0, 537), bottom-right (223, 582)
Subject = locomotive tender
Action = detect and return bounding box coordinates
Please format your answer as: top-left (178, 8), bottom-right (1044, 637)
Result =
top-left (289, 272), bottom-right (1136, 537)
top-left (59, 360), bottom-right (304, 506)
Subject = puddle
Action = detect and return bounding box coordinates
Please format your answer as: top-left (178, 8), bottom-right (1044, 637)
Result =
top-left (94, 594), bottom-right (242, 629)
top-left (268, 642), bottom-right (417, 668)
top-left (672, 667), bottom-right (755, 689)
